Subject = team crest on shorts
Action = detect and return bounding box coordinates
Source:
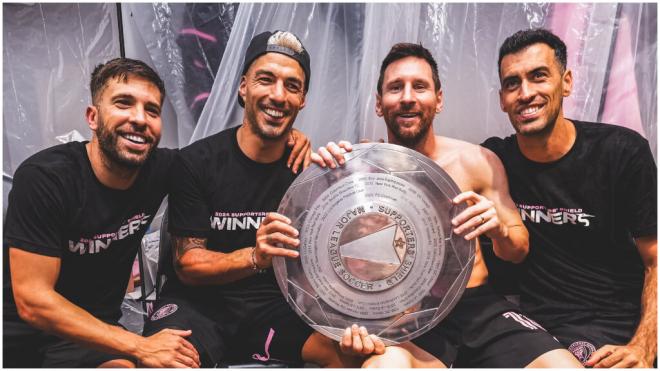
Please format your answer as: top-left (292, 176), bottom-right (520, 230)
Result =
top-left (568, 340), bottom-right (596, 363)
top-left (150, 303), bottom-right (178, 321)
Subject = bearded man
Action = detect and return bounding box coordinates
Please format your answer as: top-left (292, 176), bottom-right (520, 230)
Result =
top-left (3, 58), bottom-right (200, 367)
top-left (142, 31), bottom-right (368, 367)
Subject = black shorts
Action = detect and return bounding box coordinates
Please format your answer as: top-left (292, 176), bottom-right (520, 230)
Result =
top-left (412, 285), bottom-right (563, 367)
top-left (543, 316), bottom-right (637, 364)
top-left (143, 294), bottom-right (313, 367)
top-left (3, 315), bottom-right (134, 368)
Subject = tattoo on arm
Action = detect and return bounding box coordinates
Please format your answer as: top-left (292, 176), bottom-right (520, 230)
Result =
top-left (173, 236), bottom-right (207, 264)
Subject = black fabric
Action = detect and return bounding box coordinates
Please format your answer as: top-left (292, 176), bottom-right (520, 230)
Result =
top-left (481, 120), bottom-right (656, 328)
top-left (3, 314), bottom-right (134, 367)
top-left (412, 285), bottom-right (562, 367)
top-left (162, 125), bottom-right (296, 302)
top-left (158, 126), bottom-right (306, 363)
top-left (143, 296), bottom-right (227, 367)
top-left (144, 294), bottom-right (312, 367)
top-left (3, 142), bottom-right (176, 364)
top-left (548, 316), bottom-right (638, 364)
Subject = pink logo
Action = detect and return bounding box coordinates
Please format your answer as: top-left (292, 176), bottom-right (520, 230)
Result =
top-left (568, 341), bottom-right (596, 364)
top-left (150, 304), bottom-right (178, 321)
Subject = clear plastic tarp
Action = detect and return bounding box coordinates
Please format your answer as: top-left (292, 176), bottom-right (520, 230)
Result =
top-left (131, 3), bottom-right (656, 157)
top-left (3, 3), bottom-right (656, 177)
top-left (3, 3), bottom-right (120, 176)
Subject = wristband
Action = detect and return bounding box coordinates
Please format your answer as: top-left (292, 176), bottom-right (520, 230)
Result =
top-left (251, 247), bottom-right (264, 272)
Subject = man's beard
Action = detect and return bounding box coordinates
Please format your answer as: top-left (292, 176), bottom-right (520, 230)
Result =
top-left (385, 116), bottom-right (433, 148)
top-left (246, 106), bottom-right (294, 141)
top-left (513, 107), bottom-right (560, 138)
top-left (96, 117), bottom-right (156, 169)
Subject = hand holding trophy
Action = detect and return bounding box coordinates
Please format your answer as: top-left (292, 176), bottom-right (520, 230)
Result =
top-left (273, 143), bottom-right (475, 345)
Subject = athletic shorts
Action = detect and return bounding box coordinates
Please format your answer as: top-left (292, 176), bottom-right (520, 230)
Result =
top-left (543, 316), bottom-right (637, 364)
top-left (143, 294), bottom-right (313, 367)
top-left (3, 316), bottom-right (134, 368)
top-left (412, 284), bottom-right (564, 367)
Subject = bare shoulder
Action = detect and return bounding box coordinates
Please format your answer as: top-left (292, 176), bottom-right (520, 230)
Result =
top-left (436, 136), bottom-right (500, 167)
top-left (435, 136), bottom-right (506, 191)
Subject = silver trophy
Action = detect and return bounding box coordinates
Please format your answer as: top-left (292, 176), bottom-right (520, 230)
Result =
top-left (273, 143), bottom-right (475, 345)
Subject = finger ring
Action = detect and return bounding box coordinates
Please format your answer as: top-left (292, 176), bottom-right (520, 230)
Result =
top-left (478, 215), bottom-right (485, 224)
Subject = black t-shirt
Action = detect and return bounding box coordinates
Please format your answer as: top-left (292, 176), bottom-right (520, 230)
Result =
top-left (482, 120), bottom-right (656, 325)
top-left (4, 142), bottom-right (176, 321)
top-left (162, 126), bottom-right (296, 307)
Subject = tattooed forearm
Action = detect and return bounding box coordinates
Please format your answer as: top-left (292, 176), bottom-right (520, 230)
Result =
top-left (173, 236), bottom-right (207, 264)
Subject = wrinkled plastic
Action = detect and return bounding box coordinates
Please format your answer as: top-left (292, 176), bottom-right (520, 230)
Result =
top-left (119, 298), bottom-right (147, 335)
top-left (184, 3), bottom-right (655, 157)
top-left (126, 3), bottom-right (239, 147)
top-left (3, 3), bottom-right (120, 175)
top-left (2, 3), bottom-right (656, 174)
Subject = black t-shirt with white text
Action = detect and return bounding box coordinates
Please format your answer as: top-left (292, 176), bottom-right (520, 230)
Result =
top-left (482, 120), bottom-right (656, 326)
top-left (3, 142), bottom-right (176, 322)
top-left (162, 126), bottom-right (296, 308)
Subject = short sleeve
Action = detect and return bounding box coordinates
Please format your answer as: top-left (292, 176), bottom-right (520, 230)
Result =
top-left (620, 136), bottom-right (657, 238)
top-left (167, 152), bottom-right (211, 238)
top-left (4, 165), bottom-right (67, 257)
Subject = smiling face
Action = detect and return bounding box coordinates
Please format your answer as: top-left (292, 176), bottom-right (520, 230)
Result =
top-left (239, 52), bottom-right (306, 141)
top-left (499, 43), bottom-right (572, 137)
top-left (376, 56), bottom-right (442, 147)
top-left (87, 75), bottom-right (162, 168)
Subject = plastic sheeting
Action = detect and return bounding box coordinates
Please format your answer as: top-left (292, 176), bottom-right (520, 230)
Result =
top-left (3, 3), bottom-right (656, 174)
top-left (3, 3), bottom-right (120, 176)
top-left (132, 3), bottom-right (656, 157)
top-left (126, 3), bottom-right (239, 147)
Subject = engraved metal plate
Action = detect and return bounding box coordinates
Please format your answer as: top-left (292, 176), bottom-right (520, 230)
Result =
top-left (273, 143), bottom-right (475, 345)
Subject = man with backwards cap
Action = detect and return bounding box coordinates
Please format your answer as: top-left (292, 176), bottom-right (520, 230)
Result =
top-left (143, 30), bottom-right (376, 367)
top-left (3, 57), bottom-right (309, 367)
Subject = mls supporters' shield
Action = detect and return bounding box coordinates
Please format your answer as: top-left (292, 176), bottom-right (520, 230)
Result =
top-left (273, 143), bottom-right (475, 345)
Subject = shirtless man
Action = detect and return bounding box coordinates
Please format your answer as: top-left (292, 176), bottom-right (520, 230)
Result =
top-left (314, 43), bottom-right (582, 368)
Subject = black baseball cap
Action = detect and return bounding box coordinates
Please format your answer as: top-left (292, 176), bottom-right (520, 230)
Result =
top-left (237, 30), bottom-right (311, 107)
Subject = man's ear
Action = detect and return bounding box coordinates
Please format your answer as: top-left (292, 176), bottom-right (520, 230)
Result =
top-left (435, 88), bottom-right (444, 113)
top-left (86, 105), bottom-right (99, 131)
top-left (375, 93), bottom-right (383, 117)
top-left (238, 75), bottom-right (247, 102)
top-left (498, 89), bottom-right (505, 112)
top-left (299, 93), bottom-right (306, 110)
top-left (562, 69), bottom-right (573, 97)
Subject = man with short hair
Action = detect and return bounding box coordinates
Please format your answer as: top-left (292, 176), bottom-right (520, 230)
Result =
top-left (3, 58), bottom-right (200, 367)
top-left (482, 28), bottom-right (657, 368)
top-left (316, 43), bottom-right (582, 368)
top-left (143, 30), bottom-right (372, 367)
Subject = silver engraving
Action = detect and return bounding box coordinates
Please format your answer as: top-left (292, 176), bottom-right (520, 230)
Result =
top-left (273, 143), bottom-right (475, 344)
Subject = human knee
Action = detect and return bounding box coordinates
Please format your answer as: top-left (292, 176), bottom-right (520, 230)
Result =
top-left (526, 349), bottom-right (584, 368)
top-left (363, 346), bottom-right (414, 368)
top-left (98, 359), bottom-right (136, 368)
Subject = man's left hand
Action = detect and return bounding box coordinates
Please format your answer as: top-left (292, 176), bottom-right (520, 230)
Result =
top-left (451, 191), bottom-right (506, 241)
top-left (585, 344), bottom-right (652, 368)
top-left (339, 324), bottom-right (385, 357)
top-left (287, 129), bottom-right (311, 174)
top-left (311, 141), bottom-right (353, 169)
